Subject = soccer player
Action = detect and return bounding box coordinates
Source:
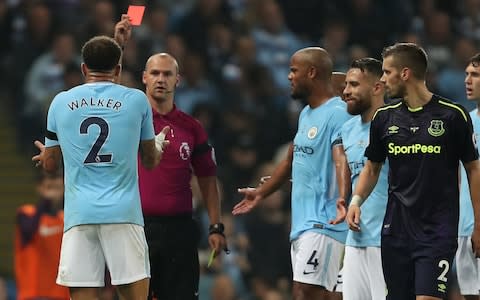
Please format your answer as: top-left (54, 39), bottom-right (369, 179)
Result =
top-left (233, 47), bottom-right (351, 300)
top-left (332, 71), bottom-right (347, 100)
top-left (32, 35), bottom-right (168, 300)
top-left (15, 171), bottom-right (69, 300)
top-left (347, 42), bottom-right (480, 300)
top-left (456, 52), bottom-right (480, 300)
top-left (341, 58), bottom-right (387, 300)
top-left (114, 17), bottom-right (227, 300)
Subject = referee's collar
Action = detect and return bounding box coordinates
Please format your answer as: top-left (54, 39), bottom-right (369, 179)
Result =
top-left (152, 104), bottom-right (179, 119)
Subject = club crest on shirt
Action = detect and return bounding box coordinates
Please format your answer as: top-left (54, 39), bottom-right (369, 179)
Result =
top-left (428, 120), bottom-right (445, 137)
top-left (307, 127), bottom-right (318, 139)
top-left (179, 142), bottom-right (191, 160)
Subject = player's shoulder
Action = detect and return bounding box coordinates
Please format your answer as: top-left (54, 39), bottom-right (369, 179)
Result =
top-left (434, 94), bottom-right (470, 122)
top-left (118, 85), bottom-right (148, 100)
top-left (372, 99), bottom-right (403, 120)
top-left (342, 115), bottom-right (361, 130)
top-left (328, 96), bottom-right (350, 119)
top-left (328, 96), bottom-right (348, 110)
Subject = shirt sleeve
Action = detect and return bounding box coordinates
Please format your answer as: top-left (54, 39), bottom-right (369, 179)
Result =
top-left (45, 96), bottom-right (59, 147)
top-left (331, 109), bottom-right (350, 147)
top-left (365, 110), bottom-right (387, 163)
top-left (456, 108), bottom-right (479, 164)
top-left (139, 92), bottom-right (155, 141)
top-left (191, 120), bottom-right (217, 177)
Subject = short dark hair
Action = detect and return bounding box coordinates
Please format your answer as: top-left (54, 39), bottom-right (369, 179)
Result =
top-left (350, 57), bottom-right (383, 79)
top-left (381, 43), bottom-right (428, 79)
top-left (469, 53), bottom-right (480, 68)
top-left (81, 36), bottom-right (121, 72)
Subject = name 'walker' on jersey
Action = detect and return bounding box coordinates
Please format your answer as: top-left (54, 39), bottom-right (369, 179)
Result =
top-left (45, 82), bottom-right (155, 231)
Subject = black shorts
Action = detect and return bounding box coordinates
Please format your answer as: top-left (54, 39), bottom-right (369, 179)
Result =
top-left (144, 215), bottom-right (200, 300)
top-left (381, 235), bottom-right (457, 300)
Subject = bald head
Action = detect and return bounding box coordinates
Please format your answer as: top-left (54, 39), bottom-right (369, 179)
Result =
top-left (293, 47), bottom-right (333, 80)
top-left (332, 71), bottom-right (346, 99)
top-left (145, 53), bottom-right (179, 74)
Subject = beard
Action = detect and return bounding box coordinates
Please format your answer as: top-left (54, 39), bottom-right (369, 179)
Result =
top-left (347, 97), bottom-right (370, 115)
top-left (291, 86), bottom-right (309, 105)
top-left (386, 83), bottom-right (406, 99)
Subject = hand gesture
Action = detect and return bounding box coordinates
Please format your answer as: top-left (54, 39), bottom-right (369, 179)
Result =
top-left (114, 14), bottom-right (132, 48)
top-left (346, 204), bottom-right (361, 231)
top-left (232, 187), bottom-right (261, 215)
top-left (31, 140), bottom-right (46, 168)
top-left (155, 126), bottom-right (170, 153)
top-left (329, 197), bottom-right (347, 225)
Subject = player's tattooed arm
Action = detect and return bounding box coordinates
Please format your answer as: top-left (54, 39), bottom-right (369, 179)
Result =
top-left (32, 141), bottom-right (62, 173)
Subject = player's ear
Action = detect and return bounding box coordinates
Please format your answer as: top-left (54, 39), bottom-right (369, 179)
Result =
top-left (115, 64), bottom-right (122, 77)
top-left (400, 67), bottom-right (410, 81)
top-left (373, 81), bottom-right (384, 95)
top-left (308, 66), bottom-right (316, 79)
top-left (80, 63), bottom-right (87, 77)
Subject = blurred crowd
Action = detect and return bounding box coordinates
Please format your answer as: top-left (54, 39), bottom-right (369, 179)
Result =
top-left (1, 0), bottom-right (479, 299)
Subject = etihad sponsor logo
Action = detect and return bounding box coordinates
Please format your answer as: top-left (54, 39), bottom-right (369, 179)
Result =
top-left (428, 120), bottom-right (445, 137)
top-left (388, 125), bottom-right (399, 134)
top-left (388, 142), bottom-right (441, 155)
top-left (293, 144), bottom-right (314, 155)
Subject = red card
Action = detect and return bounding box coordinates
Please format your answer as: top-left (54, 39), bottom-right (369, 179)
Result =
top-left (127, 5), bottom-right (145, 26)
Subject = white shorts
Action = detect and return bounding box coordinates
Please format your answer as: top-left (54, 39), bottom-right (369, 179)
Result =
top-left (56, 224), bottom-right (150, 287)
top-left (456, 236), bottom-right (480, 295)
top-left (341, 246), bottom-right (386, 300)
top-left (291, 231), bottom-right (344, 291)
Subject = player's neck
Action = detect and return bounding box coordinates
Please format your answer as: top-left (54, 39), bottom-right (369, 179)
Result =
top-left (362, 97), bottom-right (384, 123)
top-left (84, 73), bottom-right (116, 83)
top-left (308, 85), bottom-right (334, 108)
top-left (403, 82), bottom-right (433, 109)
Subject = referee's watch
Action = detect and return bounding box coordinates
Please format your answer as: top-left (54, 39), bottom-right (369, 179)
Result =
top-left (208, 223), bottom-right (225, 236)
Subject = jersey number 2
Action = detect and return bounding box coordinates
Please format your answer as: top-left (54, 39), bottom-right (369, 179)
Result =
top-left (80, 117), bottom-right (112, 164)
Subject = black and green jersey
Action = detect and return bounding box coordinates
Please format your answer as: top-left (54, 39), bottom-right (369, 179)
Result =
top-left (365, 95), bottom-right (478, 241)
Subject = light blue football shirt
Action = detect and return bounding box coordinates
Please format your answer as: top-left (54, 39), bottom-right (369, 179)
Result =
top-left (459, 108), bottom-right (480, 237)
top-left (45, 82), bottom-right (155, 231)
top-left (342, 115), bottom-right (388, 247)
top-left (290, 96), bottom-right (351, 242)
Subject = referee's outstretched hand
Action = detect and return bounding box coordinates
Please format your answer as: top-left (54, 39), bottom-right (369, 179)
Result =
top-left (472, 229), bottom-right (480, 257)
top-left (232, 187), bottom-right (261, 215)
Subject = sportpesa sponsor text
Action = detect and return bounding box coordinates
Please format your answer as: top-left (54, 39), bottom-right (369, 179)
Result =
top-left (388, 142), bottom-right (441, 155)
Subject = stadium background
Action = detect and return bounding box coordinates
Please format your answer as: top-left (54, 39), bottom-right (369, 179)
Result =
top-left (0, 0), bottom-right (476, 299)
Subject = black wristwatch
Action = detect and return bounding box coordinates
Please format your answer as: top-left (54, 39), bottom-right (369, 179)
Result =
top-left (208, 223), bottom-right (225, 236)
